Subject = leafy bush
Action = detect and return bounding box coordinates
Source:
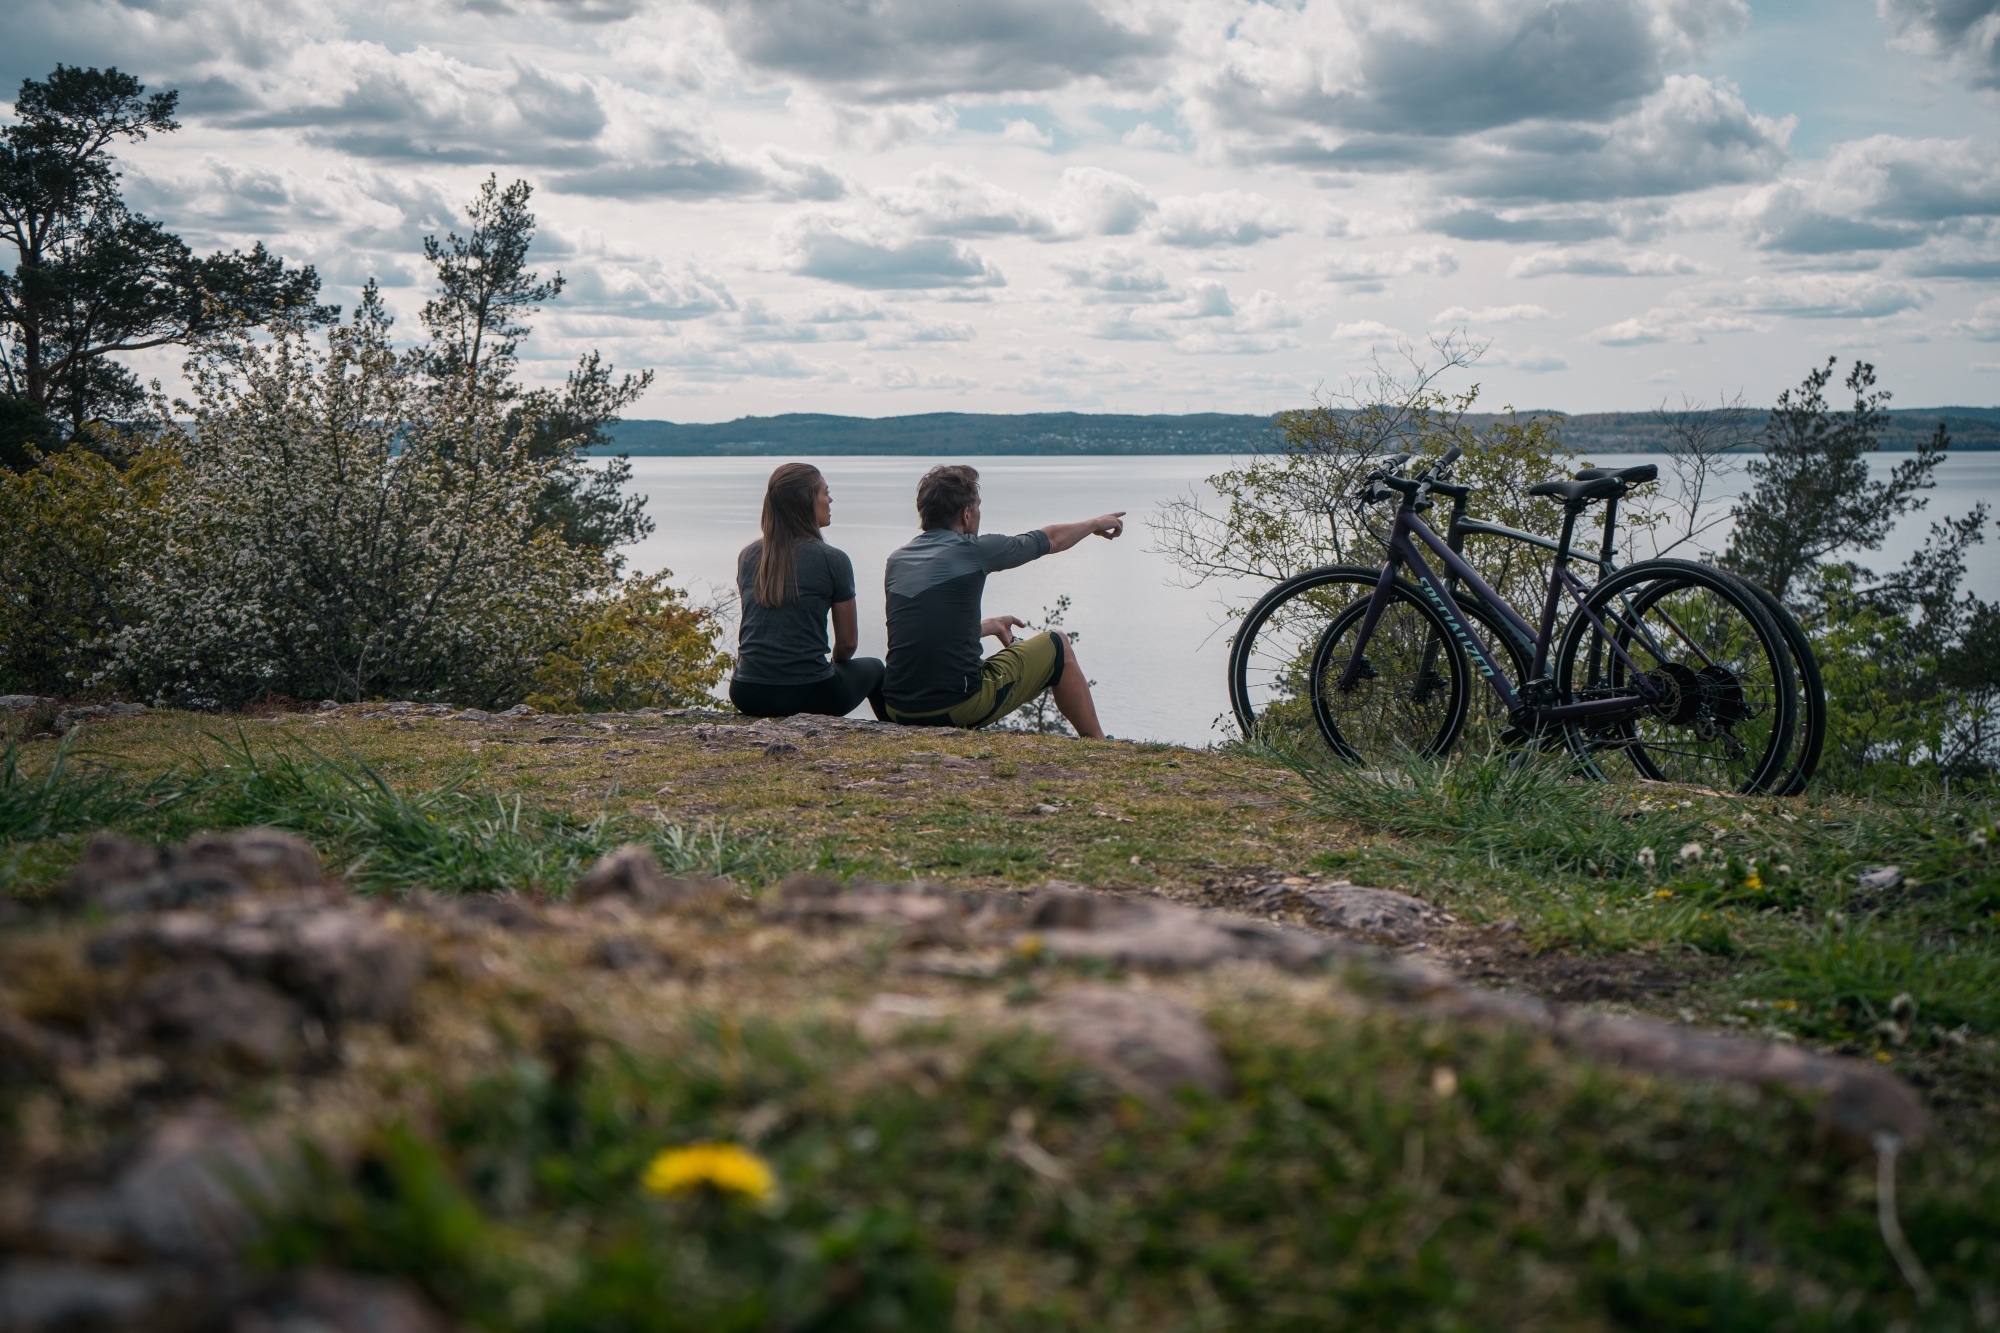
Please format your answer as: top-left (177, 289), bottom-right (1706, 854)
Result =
top-left (1154, 336), bottom-right (1580, 614)
top-left (528, 571), bottom-right (731, 715)
top-left (0, 441), bottom-right (176, 694)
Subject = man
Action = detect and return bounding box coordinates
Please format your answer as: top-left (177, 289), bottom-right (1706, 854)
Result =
top-left (882, 464), bottom-right (1123, 737)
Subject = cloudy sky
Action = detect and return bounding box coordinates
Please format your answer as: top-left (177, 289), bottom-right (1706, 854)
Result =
top-left (7, 0), bottom-right (2000, 418)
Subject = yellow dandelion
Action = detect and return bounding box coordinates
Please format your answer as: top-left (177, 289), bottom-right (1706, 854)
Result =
top-left (1742, 873), bottom-right (1764, 890)
top-left (1654, 888), bottom-right (1674, 899)
top-left (642, 1143), bottom-right (775, 1201)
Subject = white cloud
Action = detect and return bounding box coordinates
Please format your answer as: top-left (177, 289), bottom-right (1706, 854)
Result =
top-left (876, 166), bottom-right (1053, 236)
top-left (1149, 191), bottom-right (1295, 247)
top-left (1054, 247), bottom-right (1174, 300)
top-left (774, 210), bottom-right (1006, 289)
top-left (1880, 0), bottom-right (2000, 91)
top-left (1434, 303), bottom-right (1558, 323)
top-left (1121, 122), bottom-right (1182, 150)
top-left (1001, 118), bottom-right (1055, 147)
top-left (1736, 135), bottom-right (2000, 255)
top-left (1588, 273), bottom-right (1928, 344)
top-left (696, 0), bottom-right (1178, 101)
top-left (1510, 248), bottom-right (1704, 277)
top-left (1189, 0), bottom-right (1749, 149)
top-left (1331, 319), bottom-right (1409, 342)
top-left (1953, 298), bottom-right (2000, 340)
top-left (1322, 246), bottom-right (1460, 291)
top-left (1490, 344), bottom-right (1570, 372)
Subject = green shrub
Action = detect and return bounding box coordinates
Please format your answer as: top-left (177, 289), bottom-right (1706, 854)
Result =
top-left (528, 571), bottom-right (731, 715)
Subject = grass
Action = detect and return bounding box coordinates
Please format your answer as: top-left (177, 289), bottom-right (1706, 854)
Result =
top-left (0, 709), bottom-right (1318, 897)
top-left (252, 999), bottom-right (2000, 1331)
top-left (1263, 740), bottom-right (2000, 1092)
top-left (0, 728), bottom-right (784, 897)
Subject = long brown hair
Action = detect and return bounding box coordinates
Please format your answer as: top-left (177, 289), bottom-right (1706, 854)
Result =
top-left (753, 463), bottom-right (824, 608)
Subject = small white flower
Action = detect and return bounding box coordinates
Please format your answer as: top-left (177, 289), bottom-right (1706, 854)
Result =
top-left (1636, 846), bottom-right (1657, 874)
top-left (1678, 841), bottom-right (1704, 864)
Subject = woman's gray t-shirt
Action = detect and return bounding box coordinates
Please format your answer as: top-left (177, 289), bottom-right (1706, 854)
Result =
top-left (733, 539), bottom-right (857, 685)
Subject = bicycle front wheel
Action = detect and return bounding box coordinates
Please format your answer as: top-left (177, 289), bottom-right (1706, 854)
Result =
top-left (1227, 565), bottom-right (1387, 740)
top-left (1308, 584), bottom-right (1471, 765)
top-left (1556, 561), bottom-right (1797, 794)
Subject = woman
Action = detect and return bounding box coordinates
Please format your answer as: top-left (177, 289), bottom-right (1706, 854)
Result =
top-left (729, 463), bottom-right (887, 720)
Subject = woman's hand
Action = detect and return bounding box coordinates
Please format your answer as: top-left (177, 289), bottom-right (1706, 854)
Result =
top-left (981, 614), bottom-right (1027, 646)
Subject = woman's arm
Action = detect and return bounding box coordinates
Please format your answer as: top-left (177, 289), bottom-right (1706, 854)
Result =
top-left (830, 598), bottom-right (858, 662)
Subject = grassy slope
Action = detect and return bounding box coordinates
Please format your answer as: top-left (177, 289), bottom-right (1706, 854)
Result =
top-left (4, 708), bottom-right (1999, 1329)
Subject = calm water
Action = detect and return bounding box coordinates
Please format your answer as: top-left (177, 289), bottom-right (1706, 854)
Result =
top-left (615, 452), bottom-right (2000, 747)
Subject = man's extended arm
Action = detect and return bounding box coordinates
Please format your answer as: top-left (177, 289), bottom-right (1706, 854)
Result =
top-left (1040, 512), bottom-right (1126, 553)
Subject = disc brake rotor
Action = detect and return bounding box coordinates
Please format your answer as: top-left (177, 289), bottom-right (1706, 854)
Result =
top-left (1640, 661), bottom-right (1703, 725)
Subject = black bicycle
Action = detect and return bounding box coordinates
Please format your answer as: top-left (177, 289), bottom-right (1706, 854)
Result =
top-left (1228, 448), bottom-right (1800, 794)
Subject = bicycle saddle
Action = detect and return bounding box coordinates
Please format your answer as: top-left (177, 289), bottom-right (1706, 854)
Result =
top-left (1529, 474), bottom-right (1628, 504)
top-left (1574, 464), bottom-right (1659, 485)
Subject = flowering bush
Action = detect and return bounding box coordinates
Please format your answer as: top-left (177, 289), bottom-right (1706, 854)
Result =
top-left (108, 299), bottom-right (610, 709)
top-left (528, 571), bottom-right (729, 714)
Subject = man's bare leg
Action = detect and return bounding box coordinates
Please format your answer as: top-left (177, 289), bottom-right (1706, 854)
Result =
top-left (1050, 633), bottom-right (1106, 738)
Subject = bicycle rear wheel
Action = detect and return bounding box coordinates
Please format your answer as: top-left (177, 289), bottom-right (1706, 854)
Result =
top-left (1746, 585), bottom-right (1826, 796)
top-left (1556, 560), bottom-right (1797, 794)
top-left (1308, 584), bottom-right (1471, 764)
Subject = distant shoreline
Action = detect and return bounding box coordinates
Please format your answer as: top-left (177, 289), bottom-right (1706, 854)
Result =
top-left (600, 407), bottom-right (2000, 456)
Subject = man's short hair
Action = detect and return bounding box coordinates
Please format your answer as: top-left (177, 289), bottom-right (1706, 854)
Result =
top-left (916, 464), bottom-right (980, 531)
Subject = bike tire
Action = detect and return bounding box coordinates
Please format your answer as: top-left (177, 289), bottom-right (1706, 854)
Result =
top-left (1555, 559), bottom-right (1797, 794)
top-left (1307, 584), bottom-right (1472, 764)
top-left (1746, 584), bottom-right (1826, 797)
top-left (1227, 565), bottom-right (1528, 740)
top-left (1227, 566), bottom-right (1394, 739)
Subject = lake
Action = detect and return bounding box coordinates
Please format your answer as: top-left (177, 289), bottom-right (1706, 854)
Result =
top-left (614, 452), bottom-right (2000, 747)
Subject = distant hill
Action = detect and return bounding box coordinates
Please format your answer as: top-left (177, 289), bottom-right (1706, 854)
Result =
top-left (604, 412), bottom-right (1279, 456)
top-left (601, 407), bottom-right (2000, 456)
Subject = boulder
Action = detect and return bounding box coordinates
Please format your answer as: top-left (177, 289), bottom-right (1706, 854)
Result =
top-left (115, 1107), bottom-right (278, 1265)
top-left (1431, 985), bottom-right (1930, 1148)
top-left (135, 964), bottom-right (304, 1072)
top-left (1300, 883), bottom-right (1435, 942)
top-left (0, 1259), bottom-right (201, 1332)
top-left (1028, 984), bottom-right (1231, 1104)
top-left (769, 877), bottom-right (966, 943)
top-left (1024, 887), bottom-right (1346, 972)
top-left (93, 901), bottom-right (428, 1030)
top-left (0, 694), bottom-right (56, 710)
top-left (51, 702), bottom-right (146, 734)
top-left (573, 846), bottom-right (732, 914)
top-left (65, 830), bottom-right (325, 914)
top-left (587, 935), bottom-right (665, 973)
top-left (231, 1269), bottom-right (452, 1333)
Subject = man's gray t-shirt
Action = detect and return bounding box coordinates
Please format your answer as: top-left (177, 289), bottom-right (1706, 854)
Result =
top-left (733, 539), bottom-right (857, 686)
top-left (883, 528), bottom-right (1051, 713)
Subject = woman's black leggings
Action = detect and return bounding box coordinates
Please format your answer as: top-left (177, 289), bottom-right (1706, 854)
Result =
top-left (729, 658), bottom-right (887, 720)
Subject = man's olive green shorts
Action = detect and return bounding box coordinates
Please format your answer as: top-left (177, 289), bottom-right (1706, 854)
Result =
top-left (886, 631), bottom-right (1066, 729)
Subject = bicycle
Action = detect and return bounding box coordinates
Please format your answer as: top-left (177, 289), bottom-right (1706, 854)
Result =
top-left (1229, 448), bottom-right (1799, 793)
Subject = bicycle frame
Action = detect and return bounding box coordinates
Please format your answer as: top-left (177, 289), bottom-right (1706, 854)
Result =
top-left (1338, 496), bottom-right (1662, 722)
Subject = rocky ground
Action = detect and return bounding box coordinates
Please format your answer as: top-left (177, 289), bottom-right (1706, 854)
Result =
top-left (2, 704), bottom-right (1994, 1329)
